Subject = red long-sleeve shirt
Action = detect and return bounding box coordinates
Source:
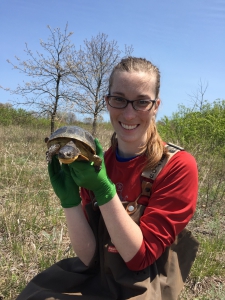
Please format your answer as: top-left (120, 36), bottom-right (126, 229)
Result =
top-left (80, 147), bottom-right (198, 271)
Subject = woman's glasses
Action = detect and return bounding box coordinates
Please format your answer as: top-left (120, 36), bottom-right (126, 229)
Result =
top-left (106, 95), bottom-right (156, 111)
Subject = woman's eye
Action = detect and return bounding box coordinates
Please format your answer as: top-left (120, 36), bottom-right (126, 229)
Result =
top-left (115, 97), bottom-right (125, 103)
top-left (138, 100), bottom-right (149, 106)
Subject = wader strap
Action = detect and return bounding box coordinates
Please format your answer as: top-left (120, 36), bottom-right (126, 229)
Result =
top-left (122, 143), bottom-right (184, 217)
top-left (141, 143), bottom-right (184, 181)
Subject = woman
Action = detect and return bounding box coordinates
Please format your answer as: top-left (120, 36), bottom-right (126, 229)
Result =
top-left (17, 57), bottom-right (198, 300)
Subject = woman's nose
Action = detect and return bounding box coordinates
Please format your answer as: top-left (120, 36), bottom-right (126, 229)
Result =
top-left (122, 102), bottom-right (136, 119)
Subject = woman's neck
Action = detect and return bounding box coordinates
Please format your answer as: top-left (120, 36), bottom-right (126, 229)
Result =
top-left (117, 141), bottom-right (145, 158)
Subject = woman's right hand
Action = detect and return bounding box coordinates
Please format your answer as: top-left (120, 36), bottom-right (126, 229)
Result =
top-left (69, 139), bottom-right (116, 206)
top-left (48, 155), bottom-right (81, 208)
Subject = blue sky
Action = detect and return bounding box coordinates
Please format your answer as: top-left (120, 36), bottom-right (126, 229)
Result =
top-left (0, 0), bottom-right (225, 121)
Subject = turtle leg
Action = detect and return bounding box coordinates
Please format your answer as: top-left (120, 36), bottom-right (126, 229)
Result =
top-left (46, 144), bottom-right (61, 163)
top-left (94, 165), bottom-right (101, 172)
top-left (92, 155), bottom-right (102, 172)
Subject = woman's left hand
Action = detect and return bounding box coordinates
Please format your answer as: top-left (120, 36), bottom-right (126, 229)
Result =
top-left (69, 139), bottom-right (116, 206)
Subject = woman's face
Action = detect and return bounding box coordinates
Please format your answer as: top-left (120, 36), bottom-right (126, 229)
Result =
top-left (106, 71), bottom-right (160, 155)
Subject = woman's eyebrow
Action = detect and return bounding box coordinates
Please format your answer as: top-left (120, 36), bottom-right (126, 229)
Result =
top-left (110, 92), bottom-right (125, 96)
top-left (111, 92), bottom-right (151, 98)
top-left (136, 94), bottom-right (151, 98)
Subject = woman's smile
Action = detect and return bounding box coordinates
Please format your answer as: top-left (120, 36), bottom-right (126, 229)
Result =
top-left (120, 122), bottom-right (139, 130)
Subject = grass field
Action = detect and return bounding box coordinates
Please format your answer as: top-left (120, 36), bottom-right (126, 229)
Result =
top-left (0, 124), bottom-right (224, 299)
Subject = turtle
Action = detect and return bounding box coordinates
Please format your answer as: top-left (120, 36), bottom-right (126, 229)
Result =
top-left (45, 126), bottom-right (102, 172)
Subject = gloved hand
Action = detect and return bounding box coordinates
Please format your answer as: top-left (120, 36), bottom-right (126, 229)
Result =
top-left (69, 139), bottom-right (116, 206)
top-left (48, 155), bottom-right (81, 208)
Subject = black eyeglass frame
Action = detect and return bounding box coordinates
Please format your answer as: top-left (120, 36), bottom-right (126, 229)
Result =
top-left (106, 95), bottom-right (157, 111)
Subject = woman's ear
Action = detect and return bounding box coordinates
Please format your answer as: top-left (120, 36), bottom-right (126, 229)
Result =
top-left (153, 98), bottom-right (160, 116)
top-left (105, 95), bottom-right (109, 110)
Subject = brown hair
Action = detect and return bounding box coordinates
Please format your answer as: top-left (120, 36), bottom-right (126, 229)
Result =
top-left (109, 57), bottom-right (168, 170)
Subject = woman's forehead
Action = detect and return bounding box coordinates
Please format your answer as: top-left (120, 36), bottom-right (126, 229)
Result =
top-left (113, 70), bottom-right (154, 79)
top-left (111, 71), bottom-right (157, 92)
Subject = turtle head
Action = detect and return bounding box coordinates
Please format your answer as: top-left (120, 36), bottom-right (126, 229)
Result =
top-left (58, 141), bottom-right (81, 164)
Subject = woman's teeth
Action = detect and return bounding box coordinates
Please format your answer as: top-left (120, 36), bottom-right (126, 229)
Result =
top-left (121, 123), bottom-right (137, 130)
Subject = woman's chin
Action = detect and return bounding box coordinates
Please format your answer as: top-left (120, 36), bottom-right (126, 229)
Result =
top-left (118, 134), bottom-right (140, 145)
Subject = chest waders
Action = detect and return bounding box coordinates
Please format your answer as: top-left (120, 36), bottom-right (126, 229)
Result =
top-left (17, 143), bottom-right (199, 300)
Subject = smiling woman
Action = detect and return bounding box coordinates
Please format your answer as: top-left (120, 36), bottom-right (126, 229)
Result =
top-left (106, 69), bottom-right (161, 160)
top-left (106, 59), bottom-right (166, 170)
top-left (17, 57), bottom-right (199, 300)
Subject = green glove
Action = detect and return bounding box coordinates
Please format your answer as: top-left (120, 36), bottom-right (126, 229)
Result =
top-left (48, 155), bottom-right (81, 208)
top-left (69, 139), bottom-right (116, 206)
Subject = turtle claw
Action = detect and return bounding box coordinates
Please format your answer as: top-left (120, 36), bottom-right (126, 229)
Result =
top-left (94, 165), bottom-right (102, 173)
top-left (46, 144), bottom-right (61, 163)
top-left (92, 155), bottom-right (102, 172)
top-left (46, 150), bottom-right (52, 164)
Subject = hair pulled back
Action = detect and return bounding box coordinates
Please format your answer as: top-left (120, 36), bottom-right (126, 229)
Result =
top-left (109, 57), bottom-right (168, 170)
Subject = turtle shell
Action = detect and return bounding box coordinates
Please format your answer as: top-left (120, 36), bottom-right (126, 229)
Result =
top-left (47, 126), bottom-right (96, 154)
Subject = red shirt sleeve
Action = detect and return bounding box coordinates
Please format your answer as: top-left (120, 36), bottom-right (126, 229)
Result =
top-left (126, 151), bottom-right (198, 270)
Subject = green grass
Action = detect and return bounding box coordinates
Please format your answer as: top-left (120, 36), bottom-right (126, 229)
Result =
top-left (191, 236), bottom-right (225, 279)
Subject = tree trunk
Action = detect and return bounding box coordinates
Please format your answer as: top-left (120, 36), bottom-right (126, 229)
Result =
top-left (51, 72), bottom-right (60, 134)
top-left (92, 114), bottom-right (98, 137)
top-left (51, 113), bottom-right (56, 134)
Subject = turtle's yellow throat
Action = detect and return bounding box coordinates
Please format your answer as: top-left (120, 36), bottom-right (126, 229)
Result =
top-left (58, 156), bottom-right (78, 164)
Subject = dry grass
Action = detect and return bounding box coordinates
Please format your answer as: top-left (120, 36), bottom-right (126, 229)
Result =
top-left (0, 126), bottom-right (70, 298)
top-left (0, 125), bottom-right (224, 299)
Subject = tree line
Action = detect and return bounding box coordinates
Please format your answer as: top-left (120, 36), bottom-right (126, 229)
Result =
top-left (1, 96), bottom-right (225, 157)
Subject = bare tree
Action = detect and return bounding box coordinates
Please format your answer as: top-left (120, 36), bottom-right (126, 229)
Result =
top-left (56, 110), bottom-right (77, 124)
top-left (1, 24), bottom-right (76, 133)
top-left (67, 33), bottom-right (133, 136)
top-left (188, 79), bottom-right (209, 112)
